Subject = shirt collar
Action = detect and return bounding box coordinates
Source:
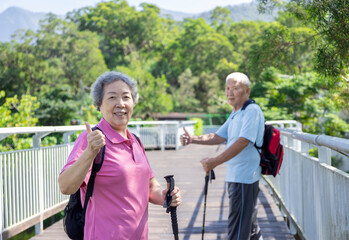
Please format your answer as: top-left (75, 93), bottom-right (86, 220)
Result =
top-left (97, 118), bottom-right (135, 144)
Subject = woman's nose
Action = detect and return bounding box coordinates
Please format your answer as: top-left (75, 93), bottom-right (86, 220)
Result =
top-left (115, 98), bottom-right (125, 107)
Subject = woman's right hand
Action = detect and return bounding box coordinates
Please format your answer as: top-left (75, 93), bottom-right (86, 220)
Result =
top-left (85, 122), bottom-right (105, 154)
top-left (180, 127), bottom-right (192, 146)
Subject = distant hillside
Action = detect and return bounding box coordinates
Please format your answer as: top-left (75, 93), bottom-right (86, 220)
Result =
top-left (0, 2), bottom-right (278, 42)
top-left (159, 9), bottom-right (194, 21)
top-left (0, 7), bottom-right (47, 42)
top-left (160, 2), bottom-right (278, 22)
top-left (196, 2), bottom-right (278, 22)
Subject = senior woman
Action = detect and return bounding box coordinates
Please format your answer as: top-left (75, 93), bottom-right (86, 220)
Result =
top-left (58, 71), bottom-right (181, 240)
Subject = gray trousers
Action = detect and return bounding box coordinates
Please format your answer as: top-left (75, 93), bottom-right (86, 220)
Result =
top-left (227, 181), bottom-right (260, 240)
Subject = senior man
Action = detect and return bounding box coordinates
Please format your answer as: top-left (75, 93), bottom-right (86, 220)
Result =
top-left (181, 72), bottom-right (264, 240)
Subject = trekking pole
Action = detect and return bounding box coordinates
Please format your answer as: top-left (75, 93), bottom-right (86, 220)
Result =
top-left (164, 175), bottom-right (179, 240)
top-left (202, 170), bottom-right (215, 240)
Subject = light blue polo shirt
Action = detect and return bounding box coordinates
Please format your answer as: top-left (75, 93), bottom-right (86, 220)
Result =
top-left (216, 103), bottom-right (265, 184)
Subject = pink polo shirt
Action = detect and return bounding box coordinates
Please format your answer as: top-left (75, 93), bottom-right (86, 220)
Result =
top-left (61, 118), bottom-right (155, 240)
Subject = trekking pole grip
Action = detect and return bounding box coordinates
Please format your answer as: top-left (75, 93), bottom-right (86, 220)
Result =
top-left (164, 175), bottom-right (174, 212)
top-left (164, 175), bottom-right (179, 240)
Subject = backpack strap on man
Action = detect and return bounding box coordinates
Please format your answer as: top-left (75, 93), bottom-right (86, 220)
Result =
top-left (241, 99), bottom-right (256, 110)
top-left (241, 99), bottom-right (262, 149)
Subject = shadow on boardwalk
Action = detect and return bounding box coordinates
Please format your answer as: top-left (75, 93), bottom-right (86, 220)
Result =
top-left (31, 144), bottom-right (294, 240)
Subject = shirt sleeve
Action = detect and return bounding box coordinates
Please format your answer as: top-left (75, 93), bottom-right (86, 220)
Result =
top-left (239, 107), bottom-right (261, 143)
top-left (60, 130), bottom-right (91, 187)
top-left (215, 113), bottom-right (232, 139)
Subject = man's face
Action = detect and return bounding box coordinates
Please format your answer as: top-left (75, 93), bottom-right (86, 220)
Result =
top-left (225, 78), bottom-right (250, 108)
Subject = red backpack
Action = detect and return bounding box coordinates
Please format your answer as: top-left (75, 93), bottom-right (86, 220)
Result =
top-left (242, 100), bottom-right (284, 177)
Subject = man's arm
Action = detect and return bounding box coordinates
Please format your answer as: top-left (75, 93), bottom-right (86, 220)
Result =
top-left (180, 127), bottom-right (226, 146)
top-left (200, 137), bottom-right (249, 172)
top-left (192, 133), bottom-right (226, 145)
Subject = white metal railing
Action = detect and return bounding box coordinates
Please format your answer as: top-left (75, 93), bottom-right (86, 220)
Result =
top-left (2, 119), bottom-right (348, 239)
top-left (0, 120), bottom-right (195, 240)
top-left (264, 121), bottom-right (349, 240)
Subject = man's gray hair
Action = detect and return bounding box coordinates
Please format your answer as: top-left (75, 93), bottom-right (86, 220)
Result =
top-left (91, 71), bottom-right (139, 111)
top-left (225, 72), bottom-right (250, 87)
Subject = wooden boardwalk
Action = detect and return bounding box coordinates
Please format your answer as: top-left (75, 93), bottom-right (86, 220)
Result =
top-left (30, 144), bottom-right (294, 240)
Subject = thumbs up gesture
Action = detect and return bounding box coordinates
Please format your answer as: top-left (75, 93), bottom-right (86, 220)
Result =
top-left (180, 127), bottom-right (192, 146)
top-left (85, 122), bottom-right (105, 154)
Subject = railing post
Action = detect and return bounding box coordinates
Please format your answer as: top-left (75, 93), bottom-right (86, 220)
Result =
top-left (0, 154), bottom-right (3, 240)
top-left (301, 141), bottom-right (309, 154)
top-left (0, 134), bottom-right (11, 142)
top-left (136, 125), bottom-right (141, 138)
top-left (288, 217), bottom-right (297, 235)
top-left (63, 131), bottom-right (75, 144)
top-left (160, 125), bottom-right (165, 152)
top-left (175, 122), bottom-right (180, 150)
top-left (318, 146), bottom-right (331, 165)
top-left (33, 132), bottom-right (49, 235)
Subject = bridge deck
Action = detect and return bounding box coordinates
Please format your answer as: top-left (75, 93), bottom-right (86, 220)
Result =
top-left (30, 144), bottom-right (294, 240)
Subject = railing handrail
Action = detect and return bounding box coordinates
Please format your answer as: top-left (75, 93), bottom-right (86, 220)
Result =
top-left (0, 120), bottom-right (196, 135)
top-left (0, 120), bottom-right (197, 142)
top-left (266, 120), bottom-right (349, 155)
top-left (291, 131), bottom-right (349, 154)
top-left (266, 120), bottom-right (302, 131)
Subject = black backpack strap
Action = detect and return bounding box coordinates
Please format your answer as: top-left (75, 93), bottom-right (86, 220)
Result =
top-left (241, 100), bottom-right (263, 150)
top-left (81, 126), bottom-right (105, 223)
top-left (132, 133), bottom-right (142, 148)
top-left (241, 99), bottom-right (255, 110)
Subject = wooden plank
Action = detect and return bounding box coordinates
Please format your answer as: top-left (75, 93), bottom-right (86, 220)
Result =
top-left (30, 144), bottom-right (294, 240)
top-left (2, 202), bottom-right (67, 240)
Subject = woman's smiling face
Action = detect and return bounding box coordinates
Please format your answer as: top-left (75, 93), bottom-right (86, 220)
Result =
top-left (99, 80), bottom-right (134, 136)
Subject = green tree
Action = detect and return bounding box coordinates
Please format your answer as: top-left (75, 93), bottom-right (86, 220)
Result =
top-left (0, 91), bottom-right (39, 127)
top-left (74, 0), bottom-right (171, 69)
top-left (246, 21), bottom-right (316, 78)
top-left (155, 18), bottom-right (239, 87)
top-left (211, 7), bottom-right (233, 34)
top-left (258, 0), bottom-right (349, 78)
top-left (172, 69), bottom-right (200, 112)
top-left (32, 14), bottom-right (107, 92)
top-left (0, 91), bottom-right (40, 151)
top-left (117, 53), bottom-right (173, 119)
top-left (251, 67), bottom-right (349, 137)
top-left (35, 85), bottom-right (80, 126)
top-left (194, 72), bottom-right (221, 113)
top-left (1, 15), bottom-right (107, 97)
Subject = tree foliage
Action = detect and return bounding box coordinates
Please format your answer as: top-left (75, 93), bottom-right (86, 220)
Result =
top-left (258, 0), bottom-right (349, 78)
top-left (0, 91), bottom-right (40, 151)
top-left (0, 0), bottom-right (348, 143)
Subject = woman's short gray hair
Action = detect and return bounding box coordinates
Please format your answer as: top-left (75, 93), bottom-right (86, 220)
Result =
top-left (91, 71), bottom-right (139, 111)
top-left (225, 72), bottom-right (250, 87)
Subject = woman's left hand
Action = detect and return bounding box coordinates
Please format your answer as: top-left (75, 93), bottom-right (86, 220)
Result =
top-left (163, 186), bottom-right (181, 207)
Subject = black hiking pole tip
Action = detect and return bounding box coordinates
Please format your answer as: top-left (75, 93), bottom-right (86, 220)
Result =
top-left (164, 175), bottom-right (179, 240)
top-left (202, 170), bottom-right (215, 240)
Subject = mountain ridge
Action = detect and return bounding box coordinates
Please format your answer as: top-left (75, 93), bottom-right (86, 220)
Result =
top-left (0, 3), bottom-right (277, 42)
top-left (0, 7), bottom-right (47, 42)
top-left (160, 2), bottom-right (277, 22)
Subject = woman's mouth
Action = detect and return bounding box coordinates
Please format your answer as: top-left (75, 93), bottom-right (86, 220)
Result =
top-left (114, 112), bottom-right (126, 116)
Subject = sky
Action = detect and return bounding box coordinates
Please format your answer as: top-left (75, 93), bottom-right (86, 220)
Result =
top-left (0, 0), bottom-right (253, 15)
